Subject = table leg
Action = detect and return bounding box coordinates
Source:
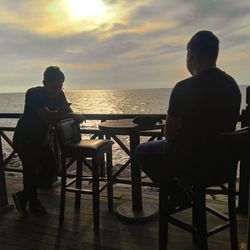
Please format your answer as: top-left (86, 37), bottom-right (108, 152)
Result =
top-left (130, 134), bottom-right (142, 211)
top-left (115, 133), bottom-right (158, 221)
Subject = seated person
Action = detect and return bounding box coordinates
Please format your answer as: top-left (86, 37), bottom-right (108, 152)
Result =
top-left (12, 66), bottom-right (85, 216)
top-left (135, 31), bottom-right (241, 206)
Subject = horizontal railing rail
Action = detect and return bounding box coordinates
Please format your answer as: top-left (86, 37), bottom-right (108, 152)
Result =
top-left (0, 113), bottom-right (166, 120)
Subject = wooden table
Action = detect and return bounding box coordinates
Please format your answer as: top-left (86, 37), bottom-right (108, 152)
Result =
top-left (99, 119), bottom-right (164, 222)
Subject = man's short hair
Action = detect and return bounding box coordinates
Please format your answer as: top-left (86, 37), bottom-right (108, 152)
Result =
top-left (43, 66), bottom-right (65, 83)
top-left (187, 30), bottom-right (219, 60)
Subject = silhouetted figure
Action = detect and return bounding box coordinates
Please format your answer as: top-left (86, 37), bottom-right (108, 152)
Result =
top-left (12, 66), bottom-right (85, 216)
top-left (136, 31), bottom-right (241, 205)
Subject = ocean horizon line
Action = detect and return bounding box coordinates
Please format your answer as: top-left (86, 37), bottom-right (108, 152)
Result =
top-left (0, 84), bottom-right (249, 95)
top-left (0, 87), bottom-right (174, 95)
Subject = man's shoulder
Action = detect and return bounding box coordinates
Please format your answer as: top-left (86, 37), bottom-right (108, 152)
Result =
top-left (196, 67), bottom-right (237, 84)
top-left (216, 69), bottom-right (239, 89)
top-left (176, 76), bottom-right (194, 85)
top-left (26, 86), bottom-right (45, 96)
top-left (173, 76), bottom-right (195, 92)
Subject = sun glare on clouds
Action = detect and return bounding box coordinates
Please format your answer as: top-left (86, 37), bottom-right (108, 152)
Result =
top-left (0, 1), bottom-right (154, 36)
top-left (59, 0), bottom-right (117, 26)
top-left (61, 0), bottom-right (107, 20)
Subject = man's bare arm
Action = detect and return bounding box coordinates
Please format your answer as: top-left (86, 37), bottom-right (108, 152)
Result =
top-left (164, 114), bottom-right (179, 140)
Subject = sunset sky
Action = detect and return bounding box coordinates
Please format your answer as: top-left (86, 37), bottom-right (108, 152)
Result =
top-left (0, 0), bottom-right (250, 92)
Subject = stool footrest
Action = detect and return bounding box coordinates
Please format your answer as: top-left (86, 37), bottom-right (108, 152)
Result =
top-left (206, 205), bottom-right (229, 221)
top-left (65, 176), bottom-right (108, 187)
top-left (207, 222), bottom-right (230, 237)
top-left (65, 187), bottom-right (98, 194)
top-left (168, 216), bottom-right (195, 233)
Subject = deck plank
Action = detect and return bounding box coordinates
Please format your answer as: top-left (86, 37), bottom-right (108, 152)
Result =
top-left (0, 175), bottom-right (248, 250)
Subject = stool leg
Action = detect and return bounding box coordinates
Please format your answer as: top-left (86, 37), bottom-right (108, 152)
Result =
top-left (159, 186), bottom-right (168, 250)
top-left (106, 150), bottom-right (113, 212)
top-left (75, 159), bottom-right (82, 210)
top-left (228, 181), bottom-right (239, 250)
top-left (92, 157), bottom-right (100, 230)
top-left (99, 155), bottom-right (106, 177)
top-left (192, 198), bottom-right (198, 243)
top-left (194, 187), bottom-right (208, 250)
top-left (59, 156), bottom-right (67, 225)
top-left (98, 134), bottom-right (106, 177)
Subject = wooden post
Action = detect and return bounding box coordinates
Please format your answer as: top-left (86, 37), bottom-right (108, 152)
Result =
top-left (0, 134), bottom-right (13, 213)
top-left (244, 86), bottom-right (250, 250)
top-left (238, 87), bottom-right (250, 214)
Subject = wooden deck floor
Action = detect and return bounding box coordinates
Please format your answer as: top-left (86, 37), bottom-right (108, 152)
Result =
top-left (0, 176), bottom-right (248, 250)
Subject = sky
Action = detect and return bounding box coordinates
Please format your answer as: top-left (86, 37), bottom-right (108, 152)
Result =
top-left (0, 0), bottom-right (250, 93)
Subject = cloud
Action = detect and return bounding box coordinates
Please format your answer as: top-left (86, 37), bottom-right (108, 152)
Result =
top-left (0, 0), bottom-right (250, 91)
top-left (97, 21), bottom-right (175, 40)
top-left (0, 0), bottom-right (153, 35)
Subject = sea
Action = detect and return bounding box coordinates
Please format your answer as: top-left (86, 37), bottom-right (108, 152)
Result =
top-left (0, 86), bottom-right (248, 121)
top-left (0, 86), bottom-right (248, 174)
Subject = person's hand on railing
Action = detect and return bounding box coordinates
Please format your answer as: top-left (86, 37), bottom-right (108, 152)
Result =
top-left (72, 113), bottom-right (86, 124)
top-left (54, 109), bottom-right (86, 124)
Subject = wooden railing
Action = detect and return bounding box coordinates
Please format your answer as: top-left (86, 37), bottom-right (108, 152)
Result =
top-left (0, 113), bottom-right (166, 211)
top-left (0, 113), bottom-right (166, 171)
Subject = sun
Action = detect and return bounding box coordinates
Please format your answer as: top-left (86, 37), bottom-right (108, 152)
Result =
top-left (62, 0), bottom-right (107, 21)
top-left (46, 0), bottom-right (122, 34)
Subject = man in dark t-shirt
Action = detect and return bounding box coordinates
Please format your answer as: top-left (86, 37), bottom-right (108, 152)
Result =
top-left (12, 66), bottom-right (85, 217)
top-left (14, 86), bottom-right (69, 147)
top-left (135, 31), bottom-right (241, 197)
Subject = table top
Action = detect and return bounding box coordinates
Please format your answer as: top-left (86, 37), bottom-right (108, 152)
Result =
top-left (99, 119), bottom-right (164, 135)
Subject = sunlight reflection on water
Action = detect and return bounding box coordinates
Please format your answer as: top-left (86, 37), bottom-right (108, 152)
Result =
top-left (65, 89), bottom-right (170, 114)
top-left (65, 89), bottom-right (170, 167)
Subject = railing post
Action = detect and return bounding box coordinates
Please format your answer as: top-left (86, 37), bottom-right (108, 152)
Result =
top-left (0, 133), bottom-right (13, 213)
top-left (238, 109), bottom-right (250, 214)
top-left (238, 87), bottom-right (250, 215)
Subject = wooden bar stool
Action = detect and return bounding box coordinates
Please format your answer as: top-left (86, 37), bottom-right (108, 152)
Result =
top-left (159, 127), bottom-right (250, 250)
top-left (56, 118), bottom-right (114, 230)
